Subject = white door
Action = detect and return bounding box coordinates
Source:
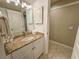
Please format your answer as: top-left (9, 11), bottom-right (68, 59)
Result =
top-left (33, 38), bottom-right (44, 59)
top-left (71, 27), bottom-right (79, 59)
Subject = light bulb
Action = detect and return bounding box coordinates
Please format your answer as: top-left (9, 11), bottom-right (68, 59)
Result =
top-left (15, 2), bottom-right (18, 6)
top-left (23, 2), bottom-right (27, 7)
top-left (17, 0), bottom-right (20, 4)
top-left (6, 0), bottom-right (10, 3)
top-left (21, 2), bottom-right (27, 8)
top-left (21, 2), bottom-right (25, 8)
top-left (27, 5), bottom-right (32, 9)
top-left (22, 4), bottom-right (24, 8)
top-left (28, 5), bottom-right (32, 8)
top-left (0, 11), bottom-right (2, 16)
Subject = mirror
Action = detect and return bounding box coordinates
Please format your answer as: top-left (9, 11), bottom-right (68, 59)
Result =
top-left (0, 1), bottom-right (34, 42)
top-left (22, 8), bottom-right (34, 32)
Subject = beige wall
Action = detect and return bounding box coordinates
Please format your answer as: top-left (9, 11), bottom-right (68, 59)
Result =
top-left (50, 3), bottom-right (79, 47)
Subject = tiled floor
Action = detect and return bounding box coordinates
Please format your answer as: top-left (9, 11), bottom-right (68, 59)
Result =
top-left (39, 41), bottom-right (72, 59)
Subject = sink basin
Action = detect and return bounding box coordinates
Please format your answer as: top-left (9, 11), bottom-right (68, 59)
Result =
top-left (21, 37), bottom-right (34, 41)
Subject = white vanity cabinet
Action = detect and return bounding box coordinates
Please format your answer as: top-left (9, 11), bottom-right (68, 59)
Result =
top-left (12, 37), bottom-right (44, 59)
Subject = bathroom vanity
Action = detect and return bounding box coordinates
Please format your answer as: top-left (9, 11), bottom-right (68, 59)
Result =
top-left (0, 6), bottom-right (45, 59)
top-left (0, 16), bottom-right (45, 59)
top-left (4, 32), bottom-right (44, 59)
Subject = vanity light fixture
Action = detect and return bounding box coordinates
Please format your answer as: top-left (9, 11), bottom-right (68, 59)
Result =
top-left (6, 0), bottom-right (32, 9)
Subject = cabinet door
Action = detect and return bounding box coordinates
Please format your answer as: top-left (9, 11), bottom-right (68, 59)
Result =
top-left (12, 43), bottom-right (33, 59)
top-left (33, 38), bottom-right (44, 59)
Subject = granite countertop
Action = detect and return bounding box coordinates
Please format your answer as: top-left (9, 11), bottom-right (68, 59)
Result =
top-left (4, 32), bottom-right (44, 55)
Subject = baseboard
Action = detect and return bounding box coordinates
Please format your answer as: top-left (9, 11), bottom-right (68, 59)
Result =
top-left (49, 40), bottom-right (73, 49)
